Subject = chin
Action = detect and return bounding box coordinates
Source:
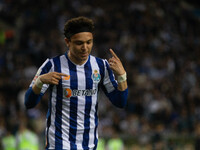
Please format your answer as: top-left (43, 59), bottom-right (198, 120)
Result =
top-left (81, 58), bottom-right (88, 62)
top-left (81, 55), bottom-right (88, 60)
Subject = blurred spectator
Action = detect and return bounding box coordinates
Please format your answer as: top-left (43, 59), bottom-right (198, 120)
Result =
top-left (96, 138), bottom-right (106, 150)
top-left (195, 122), bottom-right (200, 150)
top-left (1, 131), bottom-right (16, 150)
top-left (107, 128), bottom-right (124, 150)
top-left (1, 122), bottom-right (16, 150)
top-left (16, 115), bottom-right (39, 150)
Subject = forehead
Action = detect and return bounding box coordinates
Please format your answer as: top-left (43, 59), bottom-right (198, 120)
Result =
top-left (70, 32), bottom-right (93, 41)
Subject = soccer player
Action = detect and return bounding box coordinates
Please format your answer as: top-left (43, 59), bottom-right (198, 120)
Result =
top-left (24, 16), bottom-right (128, 150)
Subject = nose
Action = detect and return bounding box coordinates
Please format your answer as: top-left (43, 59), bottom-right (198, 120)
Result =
top-left (81, 43), bottom-right (87, 50)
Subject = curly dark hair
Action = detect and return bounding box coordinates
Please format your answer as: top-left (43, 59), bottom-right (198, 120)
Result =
top-left (64, 16), bottom-right (94, 39)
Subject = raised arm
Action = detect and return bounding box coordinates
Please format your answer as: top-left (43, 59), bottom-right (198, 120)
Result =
top-left (101, 49), bottom-right (128, 108)
top-left (108, 49), bottom-right (127, 91)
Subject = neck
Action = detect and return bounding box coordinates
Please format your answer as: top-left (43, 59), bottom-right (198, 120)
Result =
top-left (68, 52), bottom-right (88, 65)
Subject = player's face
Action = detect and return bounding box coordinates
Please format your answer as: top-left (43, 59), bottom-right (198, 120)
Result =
top-left (65, 32), bottom-right (93, 65)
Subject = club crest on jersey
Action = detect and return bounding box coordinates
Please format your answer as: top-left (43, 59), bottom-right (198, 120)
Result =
top-left (92, 70), bottom-right (101, 83)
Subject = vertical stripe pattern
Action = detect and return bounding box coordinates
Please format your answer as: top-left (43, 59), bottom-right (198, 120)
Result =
top-left (60, 55), bottom-right (71, 149)
top-left (30, 53), bottom-right (118, 150)
top-left (68, 58), bottom-right (78, 150)
top-left (53, 56), bottom-right (63, 149)
top-left (76, 65), bottom-right (86, 149)
top-left (94, 57), bottom-right (106, 148)
top-left (82, 58), bottom-right (93, 149)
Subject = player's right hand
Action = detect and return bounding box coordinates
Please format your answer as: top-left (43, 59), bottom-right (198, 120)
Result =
top-left (39, 72), bottom-right (68, 85)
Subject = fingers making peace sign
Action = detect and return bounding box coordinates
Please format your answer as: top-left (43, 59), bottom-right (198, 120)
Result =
top-left (108, 49), bottom-right (126, 76)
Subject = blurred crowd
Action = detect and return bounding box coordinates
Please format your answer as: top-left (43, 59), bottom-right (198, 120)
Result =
top-left (0, 0), bottom-right (200, 149)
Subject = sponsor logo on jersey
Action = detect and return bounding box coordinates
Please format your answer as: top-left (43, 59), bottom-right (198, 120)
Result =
top-left (65, 88), bottom-right (72, 98)
top-left (64, 88), bottom-right (97, 98)
top-left (63, 75), bottom-right (70, 80)
top-left (92, 70), bottom-right (101, 83)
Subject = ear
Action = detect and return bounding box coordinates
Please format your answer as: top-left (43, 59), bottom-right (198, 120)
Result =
top-left (64, 38), bottom-right (70, 47)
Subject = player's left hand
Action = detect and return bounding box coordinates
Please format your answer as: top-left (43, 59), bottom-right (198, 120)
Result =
top-left (108, 49), bottom-right (126, 76)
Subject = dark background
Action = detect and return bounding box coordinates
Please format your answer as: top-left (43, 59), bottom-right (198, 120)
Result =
top-left (0, 0), bottom-right (200, 149)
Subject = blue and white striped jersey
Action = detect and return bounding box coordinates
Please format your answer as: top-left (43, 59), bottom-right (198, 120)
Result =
top-left (28, 53), bottom-right (124, 150)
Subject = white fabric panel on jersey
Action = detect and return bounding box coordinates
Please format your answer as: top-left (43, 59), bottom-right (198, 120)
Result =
top-left (29, 53), bottom-right (118, 150)
top-left (103, 60), bottom-right (115, 93)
